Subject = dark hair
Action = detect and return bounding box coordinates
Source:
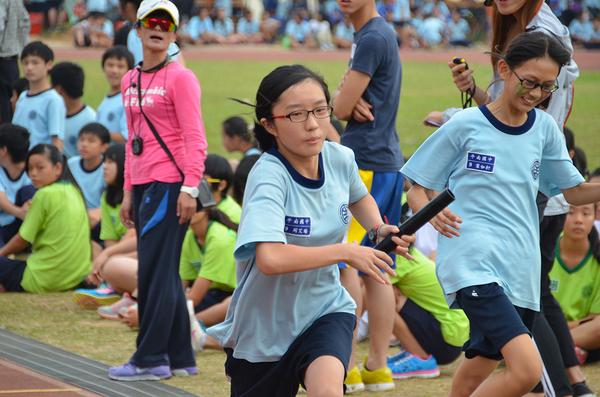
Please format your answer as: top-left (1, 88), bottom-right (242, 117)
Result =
top-left (223, 116), bottom-right (251, 141)
top-left (12, 78), bottom-right (29, 97)
top-left (102, 45), bottom-right (135, 69)
top-left (233, 154), bottom-right (260, 205)
top-left (588, 221), bottom-right (600, 264)
top-left (21, 41), bottom-right (54, 63)
top-left (589, 167), bottom-right (600, 180)
top-left (26, 144), bottom-right (82, 190)
top-left (104, 143), bottom-right (126, 207)
top-left (563, 127), bottom-right (574, 153)
top-left (207, 208), bottom-right (238, 232)
top-left (119, 0), bottom-right (142, 10)
top-left (572, 146), bottom-right (588, 180)
top-left (49, 62), bottom-right (85, 99)
top-left (253, 65), bottom-right (330, 152)
top-left (500, 31), bottom-right (571, 72)
top-left (79, 122), bottom-right (111, 144)
top-left (205, 154), bottom-right (233, 196)
top-left (0, 124), bottom-right (30, 163)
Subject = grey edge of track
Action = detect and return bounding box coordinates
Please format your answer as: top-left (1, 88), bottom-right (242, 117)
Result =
top-left (0, 328), bottom-right (202, 397)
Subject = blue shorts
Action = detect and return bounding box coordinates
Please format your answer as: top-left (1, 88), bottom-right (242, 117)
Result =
top-left (456, 283), bottom-right (537, 360)
top-left (400, 298), bottom-right (462, 365)
top-left (339, 170), bottom-right (404, 273)
top-left (0, 257), bottom-right (26, 292)
top-left (194, 289), bottom-right (233, 313)
top-left (224, 312), bottom-right (356, 397)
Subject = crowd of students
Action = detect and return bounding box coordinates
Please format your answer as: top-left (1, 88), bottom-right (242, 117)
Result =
top-left (1, 0), bottom-right (600, 395)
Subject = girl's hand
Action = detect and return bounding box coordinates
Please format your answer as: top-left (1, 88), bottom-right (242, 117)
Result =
top-left (431, 207), bottom-right (462, 238)
top-left (177, 192), bottom-right (197, 224)
top-left (448, 61), bottom-right (475, 93)
top-left (378, 224), bottom-right (415, 260)
top-left (345, 242), bottom-right (397, 285)
top-left (120, 190), bottom-right (134, 228)
top-left (16, 200), bottom-right (31, 221)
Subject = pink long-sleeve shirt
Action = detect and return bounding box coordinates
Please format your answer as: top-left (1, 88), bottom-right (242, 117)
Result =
top-left (122, 62), bottom-right (207, 191)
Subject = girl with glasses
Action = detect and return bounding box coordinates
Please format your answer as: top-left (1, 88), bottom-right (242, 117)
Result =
top-left (208, 64), bottom-right (414, 397)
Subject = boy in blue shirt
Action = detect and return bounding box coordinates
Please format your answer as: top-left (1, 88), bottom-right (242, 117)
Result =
top-left (0, 124), bottom-right (35, 247)
top-left (67, 122), bottom-right (110, 243)
top-left (49, 62), bottom-right (97, 159)
top-left (332, 0), bottom-right (404, 390)
top-left (96, 46), bottom-right (134, 144)
top-left (12, 41), bottom-right (65, 152)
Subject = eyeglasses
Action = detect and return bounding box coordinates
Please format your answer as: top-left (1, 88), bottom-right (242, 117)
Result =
top-left (205, 178), bottom-right (221, 184)
top-left (140, 17), bottom-right (177, 32)
top-left (271, 106), bottom-right (333, 123)
top-left (509, 66), bottom-right (558, 93)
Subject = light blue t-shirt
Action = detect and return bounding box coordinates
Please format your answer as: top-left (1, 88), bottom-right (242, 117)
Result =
top-left (188, 16), bottom-right (214, 40)
top-left (64, 105), bottom-right (97, 159)
top-left (0, 168), bottom-right (32, 226)
top-left (236, 18), bottom-right (260, 35)
top-left (67, 156), bottom-right (106, 209)
top-left (213, 17), bottom-right (234, 36)
top-left (448, 18), bottom-right (470, 42)
top-left (419, 17), bottom-right (447, 45)
top-left (96, 92), bottom-right (128, 140)
top-left (208, 142), bottom-right (364, 362)
top-left (244, 147), bottom-right (261, 156)
top-left (127, 28), bottom-right (180, 65)
top-left (12, 89), bottom-right (66, 149)
top-left (285, 19), bottom-right (311, 41)
top-left (334, 21), bottom-right (354, 42)
top-left (401, 106), bottom-right (585, 311)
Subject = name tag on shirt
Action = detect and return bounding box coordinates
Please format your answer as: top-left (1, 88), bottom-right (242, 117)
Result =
top-left (284, 216), bottom-right (311, 238)
top-left (466, 152), bottom-right (495, 173)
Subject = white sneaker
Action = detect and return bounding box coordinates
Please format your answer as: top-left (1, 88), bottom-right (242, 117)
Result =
top-left (187, 300), bottom-right (206, 353)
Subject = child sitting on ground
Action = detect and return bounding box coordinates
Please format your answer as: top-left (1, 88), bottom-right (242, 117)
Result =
top-left (49, 62), bottom-right (97, 158)
top-left (0, 144), bottom-right (91, 292)
top-left (71, 11), bottom-right (115, 48)
top-left (0, 124), bottom-right (36, 248)
top-left (12, 41), bottom-right (65, 151)
top-left (96, 46), bottom-right (134, 143)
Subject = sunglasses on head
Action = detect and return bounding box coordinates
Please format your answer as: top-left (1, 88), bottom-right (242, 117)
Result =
top-left (140, 17), bottom-right (177, 32)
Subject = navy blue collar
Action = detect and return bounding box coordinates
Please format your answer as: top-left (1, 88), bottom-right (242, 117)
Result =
top-left (267, 147), bottom-right (324, 189)
top-left (479, 104), bottom-right (536, 135)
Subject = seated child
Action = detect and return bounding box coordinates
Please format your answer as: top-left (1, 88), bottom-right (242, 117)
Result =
top-left (284, 11), bottom-right (316, 49)
top-left (12, 41), bottom-right (65, 151)
top-left (334, 15), bottom-right (354, 49)
top-left (49, 61), bottom-right (97, 158)
top-left (212, 7), bottom-right (235, 44)
top-left (72, 11), bottom-right (115, 48)
top-left (0, 144), bottom-right (92, 292)
top-left (96, 46), bottom-right (134, 144)
top-left (447, 8), bottom-right (471, 47)
top-left (583, 16), bottom-right (600, 49)
top-left (0, 124), bottom-right (36, 247)
top-left (309, 11), bottom-right (334, 50)
top-left (188, 7), bottom-right (215, 45)
top-left (550, 202), bottom-right (600, 364)
top-left (260, 11), bottom-right (281, 43)
top-left (234, 9), bottom-right (263, 44)
top-left (67, 123), bottom-right (110, 244)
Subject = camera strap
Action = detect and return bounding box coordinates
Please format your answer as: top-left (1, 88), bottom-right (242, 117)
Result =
top-left (137, 69), bottom-right (184, 182)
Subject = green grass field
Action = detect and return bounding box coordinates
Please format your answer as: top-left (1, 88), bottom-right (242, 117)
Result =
top-left (2, 59), bottom-right (600, 396)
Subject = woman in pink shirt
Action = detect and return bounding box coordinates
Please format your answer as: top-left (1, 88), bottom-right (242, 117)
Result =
top-left (109, 0), bottom-right (207, 381)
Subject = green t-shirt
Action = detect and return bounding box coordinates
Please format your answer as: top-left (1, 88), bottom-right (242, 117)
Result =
top-left (550, 244), bottom-right (600, 321)
top-left (100, 192), bottom-right (128, 242)
top-left (179, 221), bottom-right (237, 292)
top-left (19, 182), bottom-right (92, 292)
top-left (390, 248), bottom-right (470, 347)
top-left (217, 195), bottom-right (241, 224)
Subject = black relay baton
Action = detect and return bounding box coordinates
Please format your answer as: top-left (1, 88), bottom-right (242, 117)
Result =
top-left (374, 188), bottom-right (455, 254)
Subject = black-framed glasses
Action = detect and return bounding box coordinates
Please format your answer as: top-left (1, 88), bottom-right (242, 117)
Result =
top-left (271, 106), bottom-right (333, 123)
top-left (509, 66), bottom-right (558, 93)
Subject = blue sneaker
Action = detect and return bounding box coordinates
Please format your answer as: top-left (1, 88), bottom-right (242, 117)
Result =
top-left (386, 349), bottom-right (409, 365)
top-left (389, 354), bottom-right (440, 379)
top-left (108, 362), bottom-right (172, 381)
top-left (171, 367), bottom-right (198, 376)
top-left (73, 285), bottom-right (121, 309)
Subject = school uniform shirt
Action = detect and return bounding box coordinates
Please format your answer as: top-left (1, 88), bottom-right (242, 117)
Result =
top-left (12, 88), bottom-right (66, 149)
top-left (67, 156), bottom-right (106, 209)
top-left (401, 106), bottom-right (585, 311)
top-left (0, 167), bottom-right (32, 226)
top-left (568, 18), bottom-right (592, 41)
top-left (19, 182), bottom-right (92, 292)
top-left (236, 18), bottom-right (260, 35)
top-left (96, 92), bottom-right (128, 140)
top-left (99, 192), bottom-right (127, 241)
top-left (334, 22), bottom-right (354, 42)
top-left (391, 248), bottom-right (469, 347)
top-left (341, 16), bottom-right (403, 173)
top-left (448, 18), bottom-right (470, 42)
top-left (208, 142), bottom-right (363, 362)
top-left (217, 195), bottom-right (242, 223)
top-left (188, 16), bottom-right (214, 40)
top-left (213, 17), bottom-right (234, 36)
top-left (420, 17), bottom-right (447, 45)
top-left (178, 222), bottom-right (237, 292)
top-left (285, 19), bottom-right (311, 42)
top-left (63, 105), bottom-right (97, 159)
top-left (550, 246), bottom-right (600, 321)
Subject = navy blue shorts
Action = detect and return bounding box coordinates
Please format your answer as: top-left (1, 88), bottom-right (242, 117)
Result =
top-left (194, 289), bottom-right (233, 313)
top-left (224, 312), bottom-right (356, 397)
top-left (456, 283), bottom-right (537, 360)
top-left (400, 298), bottom-right (462, 365)
top-left (0, 257), bottom-right (26, 292)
